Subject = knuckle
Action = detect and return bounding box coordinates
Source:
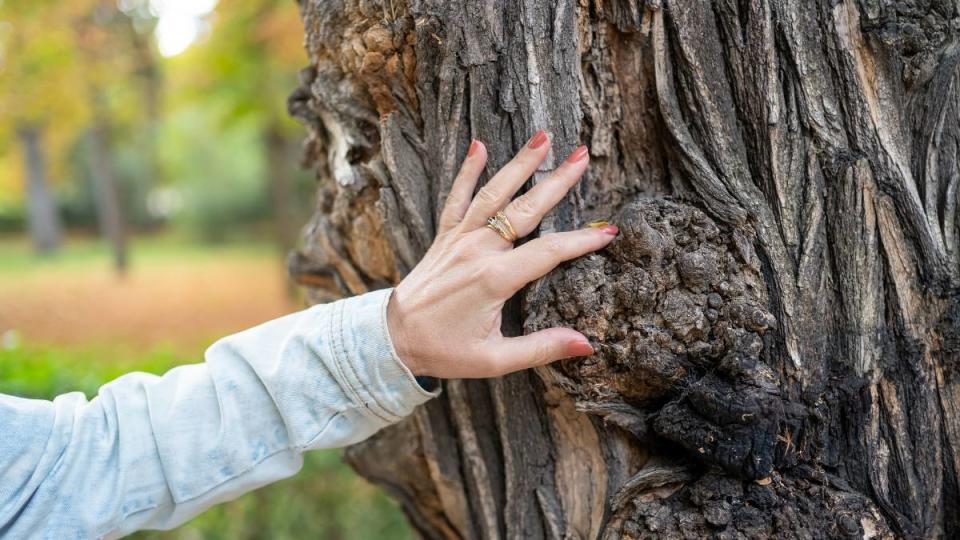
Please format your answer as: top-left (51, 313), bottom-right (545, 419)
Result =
top-left (535, 340), bottom-right (556, 364)
top-left (480, 266), bottom-right (504, 289)
top-left (477, 349), bottom-right (501, 370)
top-left (474, 185), bottom-right (500, 206)
top-left (543, 236), bottom-right (567, 258)
top-left (435, 228), bottom-right (456, 245)
top-left (451, 242), bottom-right (478, 263)
top-left (478, 265), bottom-right (510, 295)
top-left (510, 193), bottom-right (538, 218)
top-left (442, 189), bottom-right (462, 211)
top-left (437, 213), bottom-right (455, 231)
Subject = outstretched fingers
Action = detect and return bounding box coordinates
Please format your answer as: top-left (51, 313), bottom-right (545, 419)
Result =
top-left (438, 140), bottom-right (488, 233)
top-left (487, 327), bottom-right (594, 376)
top-left (496, 225), bottom-right (618, 293)
top-left (499, 145), bottom-right (589, 238)
top-left (460, 130), bottom-right (551, 230)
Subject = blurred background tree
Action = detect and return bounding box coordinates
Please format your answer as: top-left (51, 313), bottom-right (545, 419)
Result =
top-left (0, 0), bottom-right (413, 537)
top-left (0, 0), bottom-right (316, 256)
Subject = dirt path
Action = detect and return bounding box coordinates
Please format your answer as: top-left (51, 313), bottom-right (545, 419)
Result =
top-left (0, 246), bottom-right (299, 355)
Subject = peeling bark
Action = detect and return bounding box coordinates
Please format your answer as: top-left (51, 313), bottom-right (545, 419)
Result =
top-left (290, 1), bottom-right (960, 538)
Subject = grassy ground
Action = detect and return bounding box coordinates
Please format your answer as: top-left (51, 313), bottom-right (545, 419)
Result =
top-left (0, 234), bottom-right (412, 540)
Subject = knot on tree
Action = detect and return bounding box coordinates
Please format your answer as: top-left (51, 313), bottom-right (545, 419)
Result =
top-left (858, 1), bottom-right (960, 87)
top-left (611, 469), bottom-right (889, 539)
top-left (527, 198), bottom-right (784, 480)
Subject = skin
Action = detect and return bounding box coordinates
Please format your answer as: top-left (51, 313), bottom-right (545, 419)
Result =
top-left (387, 130), bottom-right (619, 378)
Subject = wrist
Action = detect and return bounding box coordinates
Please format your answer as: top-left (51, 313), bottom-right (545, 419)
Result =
top-left (386, 287), bottom-right (426, 376)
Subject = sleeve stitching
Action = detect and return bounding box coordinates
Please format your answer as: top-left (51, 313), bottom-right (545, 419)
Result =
top-left (336, 295), bottom-right (403, 421)
top-left (328, 298), bottom-right (393, 424)
top-left (379, 289), bottom-right (440, 399)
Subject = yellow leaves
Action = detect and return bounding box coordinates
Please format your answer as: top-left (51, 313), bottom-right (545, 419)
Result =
top-left (252, 3), bottom-right (307, 66)
top-left (0, 0), bottom-right (311, 197)
top-left (0, 150), bottom-right (24, 204)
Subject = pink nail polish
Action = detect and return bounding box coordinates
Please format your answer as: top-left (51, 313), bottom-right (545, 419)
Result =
top-left (527, 130), bottom-right (548, 149)
top-left (568, 339), bottom-right (594, 356)
top-left (467, 139), bottom-right (481, 157)
top-left (600, 224), bottom-right (619, 235)
top-left (566, 145), bottom-right (589, 163)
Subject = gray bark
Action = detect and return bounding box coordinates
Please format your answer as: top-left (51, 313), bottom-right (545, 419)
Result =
top-left (16, 124), bottom-right (63, 254)
top-left (289, 1), bottom-right (960, 538)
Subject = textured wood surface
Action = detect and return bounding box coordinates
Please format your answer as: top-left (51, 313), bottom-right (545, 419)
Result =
top-left (289, 1), bottom-right (960, 538)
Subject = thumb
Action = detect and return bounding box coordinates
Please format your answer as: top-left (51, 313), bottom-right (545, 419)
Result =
top-left (489, 327), bottom-right (594, 376)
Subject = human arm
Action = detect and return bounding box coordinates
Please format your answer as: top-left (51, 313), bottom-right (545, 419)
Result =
top-left (0, 132), bottom-right (616, 538)
top-left (0, 288), bottom-right (434, 539)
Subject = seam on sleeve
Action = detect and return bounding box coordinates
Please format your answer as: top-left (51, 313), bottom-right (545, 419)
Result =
top-left (164, 446), bottom-right (291, 505)
top-left (336, 295), bottom-right (404, 421)
top-left (299, 411), bottom-right (344, 450)
top-left (327, 297), bottom-right (393, 424)
top-left (336, 298), bottom-right (395, 423)
top-left (379, 289), bottom-right (440, 398)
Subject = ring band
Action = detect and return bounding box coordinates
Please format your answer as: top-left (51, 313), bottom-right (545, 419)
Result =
top-left (486, 210), bottom-right (518, 243)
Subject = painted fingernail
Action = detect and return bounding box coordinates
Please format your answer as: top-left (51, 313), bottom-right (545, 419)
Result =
top-left (568, 339), bottom-right (595, 357)
top-left (566, 145), bottom-right (589, 163)
top-left (467, 139), bottom-right (481, 157)
top-left (527, 130), bottom-right (548, 149)
top-left (586, 220), bottom-right (619, 235)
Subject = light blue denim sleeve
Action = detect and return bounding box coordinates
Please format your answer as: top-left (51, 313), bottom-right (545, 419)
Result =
top-left (0, 287), bottom-right (438, 539)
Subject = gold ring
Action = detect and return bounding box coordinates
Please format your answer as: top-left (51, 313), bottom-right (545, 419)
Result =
top-left (486, 210), bottom-right (518, 243)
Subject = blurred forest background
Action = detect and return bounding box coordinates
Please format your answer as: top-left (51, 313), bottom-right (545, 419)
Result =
top-left (0, 0), bottom-right (410, 538)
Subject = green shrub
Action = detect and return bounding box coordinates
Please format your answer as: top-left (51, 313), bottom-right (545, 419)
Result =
top-left (0, 202), bottom-right (26, 234)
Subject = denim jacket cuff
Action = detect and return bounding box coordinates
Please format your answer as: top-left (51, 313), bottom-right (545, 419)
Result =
top-left (325, 288), bottom-right (440, 423)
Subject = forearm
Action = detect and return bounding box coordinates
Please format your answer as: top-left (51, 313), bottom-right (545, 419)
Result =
top-left (0, 288), bottom-right (437, 539)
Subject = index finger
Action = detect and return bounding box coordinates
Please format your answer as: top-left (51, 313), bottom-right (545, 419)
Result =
top-left (460, 130), bottom-right (551, 230)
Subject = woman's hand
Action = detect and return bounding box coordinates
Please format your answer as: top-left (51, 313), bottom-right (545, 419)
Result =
top-left (386, 130), bottom-right (618, 379)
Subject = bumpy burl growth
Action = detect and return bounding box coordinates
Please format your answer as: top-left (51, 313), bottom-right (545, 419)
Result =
top-left (527, 198), bottom-right (892, 538)
top-left (526, 198), bottom-right (780, 480)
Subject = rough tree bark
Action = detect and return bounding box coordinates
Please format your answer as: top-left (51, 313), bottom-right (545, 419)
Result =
top-left (288, 1), bottom-right (960, 538)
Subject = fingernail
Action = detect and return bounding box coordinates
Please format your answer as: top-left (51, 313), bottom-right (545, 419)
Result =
top-left (568, 339), bottom-right (594, 357)
top-left (527, 130), bottom-right (548, 149)
top-left (566, 145), bottom-right (589, 163)
top-left (586, 220), bottom-right (619, 235)
top-left (467, 139), bottom-right (481, 157)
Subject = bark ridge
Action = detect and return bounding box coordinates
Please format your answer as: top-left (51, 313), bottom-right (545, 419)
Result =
top-left (289, 0), bottom-right (960, 538)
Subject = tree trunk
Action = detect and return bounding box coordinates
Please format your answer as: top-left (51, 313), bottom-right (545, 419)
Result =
top-left (16, 124), bottom-right (63, 254)
top-left (289, 1), bottom-right (960, 538)
top-left (89, 90), bottom-right (128, 274)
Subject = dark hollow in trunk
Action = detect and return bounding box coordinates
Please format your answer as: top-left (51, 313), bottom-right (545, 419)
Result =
top-left (289, 1), bottom-right (960, 538)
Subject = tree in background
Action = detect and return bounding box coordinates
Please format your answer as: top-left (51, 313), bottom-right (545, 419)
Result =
top-left (0, 0), bottom-right (152, 268)
top-left (1, 0), bottom-right (311, 259)
top-left (290, 1), bottom-right (960, 538)
top-left (14, 123), bottom-right (62, 253)
top-left (75, 2), bottom-right (133, 272)
top-left (172, 0), bottom-right (312, 253)
top-left (0, 0), bottom-right (90, 253)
